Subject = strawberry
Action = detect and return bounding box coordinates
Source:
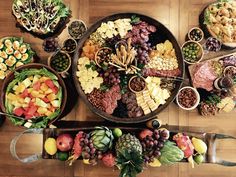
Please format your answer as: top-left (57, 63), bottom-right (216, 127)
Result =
top-left (139, 129), bottom-right (153, 140)
top-left (102, 153), bottom-right (116, 167)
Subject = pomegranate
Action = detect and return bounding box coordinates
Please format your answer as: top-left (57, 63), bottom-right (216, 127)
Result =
top-left (56, 133), bottom-right (74, 152)
top-left (102, 153), bottom-right (116, 167)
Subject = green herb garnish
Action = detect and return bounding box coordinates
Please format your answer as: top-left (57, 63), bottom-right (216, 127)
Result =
top-left (85, 61), bottom-right (97, 71)
top-left (131, 15), bottom-right (140, 24)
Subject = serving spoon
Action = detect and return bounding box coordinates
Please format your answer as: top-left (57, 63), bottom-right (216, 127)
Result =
top-left (0, 111), bottom-right (44, 123)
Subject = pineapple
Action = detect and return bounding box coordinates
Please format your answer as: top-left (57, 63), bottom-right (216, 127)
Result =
top-left (91, 126), bottom-right (114, 152)
top-left (115, 134), bottom-right (144, 177)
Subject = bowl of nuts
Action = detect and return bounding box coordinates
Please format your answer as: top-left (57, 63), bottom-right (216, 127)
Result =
top-left (176, 86), bottom-right (200, 111)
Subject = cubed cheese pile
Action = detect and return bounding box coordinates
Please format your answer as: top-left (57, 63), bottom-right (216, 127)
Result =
top-left (76, 56), bottom-right (103, 94)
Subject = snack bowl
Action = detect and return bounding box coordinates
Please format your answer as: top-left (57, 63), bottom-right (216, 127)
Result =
top-left (176, 86), bottom-right (200, 111)
top-left (181, 41), bottom-right (204, 65)
top-left (188, 27), bottom-right (204, 43)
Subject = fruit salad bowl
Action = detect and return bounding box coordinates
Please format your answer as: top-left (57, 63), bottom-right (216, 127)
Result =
top-left (73, 13), bottom-right (184, 123)
top-left (0, 63), bottom-right (67, 128)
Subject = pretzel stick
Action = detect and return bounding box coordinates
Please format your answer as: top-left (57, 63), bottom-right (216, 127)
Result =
top-left (108, 62), bottom-right (124, 70)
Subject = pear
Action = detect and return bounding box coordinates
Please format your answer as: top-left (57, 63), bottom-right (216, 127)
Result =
top-left (192, 137), bottom-right (207, 154)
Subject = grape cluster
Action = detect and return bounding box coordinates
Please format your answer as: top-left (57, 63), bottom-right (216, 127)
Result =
top-left (99, 66), bottom-right (120, 86)
top-left (141, 129), bottom-right (169, 163)
top-left (137, 42), bottom-right (152, 64)
top-left (126, 21), bottom-right (156, 64)
top-left (79, 132), bottom-right (103, 165)
top-left (42, 37), bottom-right (59, 52)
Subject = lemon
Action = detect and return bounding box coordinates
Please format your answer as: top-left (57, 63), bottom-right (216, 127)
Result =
top-left (149, 158), bottom-right (161, 167)
top-left (44, 138), bottom-right (57, 155)
top-left (83, 159), bottom-right (91, 165)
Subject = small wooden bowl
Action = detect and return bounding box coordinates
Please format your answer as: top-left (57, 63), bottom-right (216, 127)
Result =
top-left (128, 76), bottom-right (146, 93)
top-left (181, 41), bottom-right (204, 65)
top-left (188, 27), bottom-right (204, 43)
top-left (68, 19), bottom-right (87, 40)
top-left (94, 47), bottom-right (112, 68)
top-left (61, 38), bottom-right (78, 53)
top-left (0, 63), bottom-right (67, 127)
top-left (48, 50), bottom-right (72, 74)
top-left (176, 86), bottom-right (200, 111)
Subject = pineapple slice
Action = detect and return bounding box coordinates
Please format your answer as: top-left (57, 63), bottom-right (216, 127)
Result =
top-left (7, 93), bottom-right (17, 101)
top-left (15, 83), bottom-right (26, 94)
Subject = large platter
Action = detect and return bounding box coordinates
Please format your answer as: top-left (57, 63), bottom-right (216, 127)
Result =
top-left (73, 13), bottom-right (184, 123)
top-left (199, 0), bottom-right (236, 49)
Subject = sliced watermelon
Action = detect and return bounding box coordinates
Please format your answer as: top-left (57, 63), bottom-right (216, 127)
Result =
top-left (42, 97), bottom-right (50, 103)
top-left (20, 89), bottom-right (29, 98)
top-left (51, 86), bottom-right (59, 94)
top-left (13, 107), bottom-right (24, 116)
top-left (33, 81), bottom-right (41, 91)
top-left (45, 79), bottom-right (55, 89)
top-left (27, 105), bottom-right (38, 116)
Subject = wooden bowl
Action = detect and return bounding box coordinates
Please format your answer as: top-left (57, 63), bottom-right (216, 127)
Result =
top-left (72, 13), bottom-right (185, 124)
top-left (199, 2), bottom-right (236, 50)
top-left (181, 41), bottom-right (204, 65)
top-left (0, 63), bottom-right (67, 127)
top-left (188, 27), bottom-right (204, 43)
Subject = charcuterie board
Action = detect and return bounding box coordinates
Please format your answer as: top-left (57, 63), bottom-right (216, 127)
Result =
top-left (188, 52), bottom-right (236, 116)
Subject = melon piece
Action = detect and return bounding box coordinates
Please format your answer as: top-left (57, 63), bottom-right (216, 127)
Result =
top-left (15, 83), bottom-right (26, 93)
top-left (22, 78), bottom-right (32, 88)
top-left (13, 107), bottom-right (24, 116)
top-left (51, 100), bottom-right (60, 108)
top-left (47, 93), bottom-right (56, 102)
top-left (35, 98), bottom-right (47, 108)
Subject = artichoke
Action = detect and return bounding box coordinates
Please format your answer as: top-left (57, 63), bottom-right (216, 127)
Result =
top-left (159, 141), bottom-right (184, 165)
top-left (91, 126), bottom-right (114, 152)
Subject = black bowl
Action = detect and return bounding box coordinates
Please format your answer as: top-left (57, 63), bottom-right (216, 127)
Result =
top-left (73, 13), bottom-right (184, 123)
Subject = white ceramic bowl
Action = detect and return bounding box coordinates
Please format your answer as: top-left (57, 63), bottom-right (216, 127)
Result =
top-left (176, 86), bottom-right (200, 111)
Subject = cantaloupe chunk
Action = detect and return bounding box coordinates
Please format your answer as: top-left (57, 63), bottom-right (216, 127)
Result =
top-left (45, 111), bottom-right (53, 117)
top-left (31, 90), bottom-right (39, 97)
top-left (44, 89), bottom-right (53, 94)
top-left (47, 93), bottom-right (56, 102)
top-left (40, 83), bottom-right (48, 92)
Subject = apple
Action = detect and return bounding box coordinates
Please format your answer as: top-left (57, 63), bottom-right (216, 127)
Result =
top-left (56, 134), bottom-right (74, 152)
top-left (139, 129), bottom-right (153, 140)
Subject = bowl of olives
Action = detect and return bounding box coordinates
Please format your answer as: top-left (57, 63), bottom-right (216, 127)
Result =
top-left (188, 27), bottom-right (204, 43)
top-left (181, 41), bottom-right (203, 65)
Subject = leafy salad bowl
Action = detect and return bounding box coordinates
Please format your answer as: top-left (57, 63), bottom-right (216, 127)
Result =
top-left (0, 63), bottom-right (67, 128)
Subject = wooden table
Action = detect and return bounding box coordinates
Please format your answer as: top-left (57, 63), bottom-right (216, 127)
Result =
top-left (0, 0), bottom-right (236, 177)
